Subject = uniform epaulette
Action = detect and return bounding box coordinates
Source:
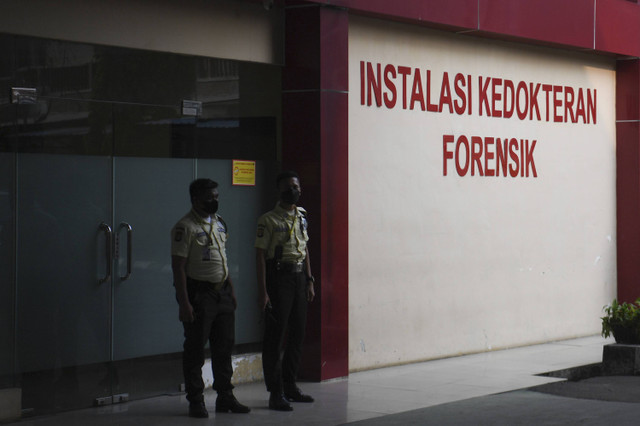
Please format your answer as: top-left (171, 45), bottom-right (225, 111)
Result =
top-left (216, 214), bottom-right (228, 233)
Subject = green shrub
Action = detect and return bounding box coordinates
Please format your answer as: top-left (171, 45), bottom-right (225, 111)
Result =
top-left (601, 298), bottom-right (640, 344)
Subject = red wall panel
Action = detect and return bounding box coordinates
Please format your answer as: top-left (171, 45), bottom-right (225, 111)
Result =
top-left (284, 6), bottom-right (320, 91)
top-left (302, 0), bottom-right (640, 56)
top-left (617, 60), bottom-right (640, 303)
top-left (316, 0), bottom-right (478, 30)
top-left (596, 0), bottom-right (640, 57)
top-left (478, 0), bottom-right (594, 49)
top-left (616, 121), bottom-right (640, 303)
top-left (283, 4), bottom-right (349, 381)
top-left (617, 60), bottom-right (640, 121)
top-left (319, 90), bottom-right (349, 380)
top-left (320, 6), bottom-right (349, 92)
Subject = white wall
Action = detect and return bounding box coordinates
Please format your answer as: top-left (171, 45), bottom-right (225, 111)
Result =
top-left (348, 16), bottom-right (616, 371)
top-left (0, 0), bottom-right (282, 64)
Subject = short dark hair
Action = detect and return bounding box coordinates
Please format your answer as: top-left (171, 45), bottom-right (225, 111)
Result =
top-left (189, 178), bottom-right (218, 200)
top-left (276, 170), bottom-right (299, 187)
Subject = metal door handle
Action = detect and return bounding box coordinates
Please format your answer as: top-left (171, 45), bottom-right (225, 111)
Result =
top-left (98, 222), bottom-right (112, 284)
top-left (119, 222), bottom-right (133, 281)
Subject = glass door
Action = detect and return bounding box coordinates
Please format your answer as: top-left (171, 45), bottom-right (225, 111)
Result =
top-left (12, 98), bottom-right (115, 414)
top-left (112, 157), bottom-right (192, 358)
top-left (109, 102), bottom-right (195, 397)
top-left (11, 99), bottom-right (195, 413)
top-left (5, 95), bottom-right (279, 416)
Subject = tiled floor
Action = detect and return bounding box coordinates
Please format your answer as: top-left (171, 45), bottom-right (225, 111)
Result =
top-left (7, 335), bottom-right (612, 425)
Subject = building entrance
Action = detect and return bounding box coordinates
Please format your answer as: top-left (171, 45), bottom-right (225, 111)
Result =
top-left (0, 36), bottom-right (280, 415)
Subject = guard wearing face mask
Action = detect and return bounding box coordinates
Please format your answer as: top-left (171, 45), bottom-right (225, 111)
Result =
top-left (171, 178), bottom-right (250, 418)
top-left (255, 170), bottom-right (316, 411)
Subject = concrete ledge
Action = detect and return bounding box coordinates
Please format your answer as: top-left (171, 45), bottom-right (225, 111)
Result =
top-left (202, 353), bottom-right (263, 387)
top-left (0, 388), bottom-right (21, 422)
top-left (602, 344), bottom-right (640, 375)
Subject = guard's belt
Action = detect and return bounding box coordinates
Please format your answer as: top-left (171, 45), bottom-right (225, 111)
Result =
top-left (187, 276), bottom-right (226, 291)
top-left (275, 262), bottom-right (304, 273)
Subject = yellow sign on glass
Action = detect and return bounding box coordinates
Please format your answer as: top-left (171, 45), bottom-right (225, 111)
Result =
top-left (232, 159), bottom-right (256, 186)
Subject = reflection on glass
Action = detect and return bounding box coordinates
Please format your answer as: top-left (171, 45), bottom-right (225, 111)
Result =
top-left (0, 31), bottom-right (282, 415)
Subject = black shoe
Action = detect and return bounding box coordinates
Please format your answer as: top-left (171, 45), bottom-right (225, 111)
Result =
top-left (215, 392), bottom-right (251, 413)
top-left (188, 401), bottom-right (209, 418)
top-left (269, 392), bottom-right (293, 411)
top-left (284, 386), bottom-right (314, 403)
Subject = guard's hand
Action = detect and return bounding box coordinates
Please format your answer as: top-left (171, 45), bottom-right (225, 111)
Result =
top-left (179, 302), bottom-right (194, 323)
top-left (307, 282), bottom-right (315, 302)
top-left (258, 293), bottom-right (271, 311)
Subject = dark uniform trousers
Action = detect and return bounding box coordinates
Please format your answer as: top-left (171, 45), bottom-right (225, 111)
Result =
top-left (183, 277), bottom-right (235, 403)
top-left (262, 266), bottom-right (308, 393)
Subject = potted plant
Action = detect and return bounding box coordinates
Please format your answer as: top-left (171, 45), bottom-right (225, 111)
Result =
top-left (601, 298), bottom-right (640, 345)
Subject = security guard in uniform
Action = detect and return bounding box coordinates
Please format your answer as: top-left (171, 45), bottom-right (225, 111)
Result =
top-left (171, 178), bottom-right (250, 418)
top-left (255, 170), bottom-right (316, 411)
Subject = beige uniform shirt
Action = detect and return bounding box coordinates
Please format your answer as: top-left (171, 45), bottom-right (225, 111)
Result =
top-left (255, 202), bottom-right (309, 263)
top-left (171, 209), bottom-right (228, 283)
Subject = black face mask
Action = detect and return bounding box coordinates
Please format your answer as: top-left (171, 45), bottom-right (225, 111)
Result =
top-left (281, 188), bottom-right (300, 205)
top-left (201, 199), bottom-right (219, 214)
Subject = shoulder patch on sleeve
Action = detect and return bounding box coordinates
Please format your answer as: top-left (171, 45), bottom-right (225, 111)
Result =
top-left (174, 227), bottom-right (185, 242)
top-left (256, 225), bottom-right (265, 238)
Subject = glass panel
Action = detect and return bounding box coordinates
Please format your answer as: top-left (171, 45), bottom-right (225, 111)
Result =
top-left (196, 159), bottom-right (277, 345)
top-left (0, 98), bottom-right (112, 156)
top-left (111, 156), bottom-right (193, 398)
top-left (195, 116), bottom-right (277, 160)
top-left (112, 156), bottom-right (193, 360)
top-left (91, 47), bottom-right (197, 106)
top-left (0, 34), bottom-right (197, 109)
top-left (0, 34), bottom-right (281, 141)
top-left (16, 153), bottom-right (112, 414)
top-left (194, 60), bottom-right (280, 161)
top-left (0, 153), bottom-right (15, 389)
top-left (113, 104), bottom-right (186, 158)
top-left (0, 36), bottom-right (95, 109)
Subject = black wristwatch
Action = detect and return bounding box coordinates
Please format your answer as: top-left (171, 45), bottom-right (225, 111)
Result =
top-left (306, 275), bottom-right (315, 283)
